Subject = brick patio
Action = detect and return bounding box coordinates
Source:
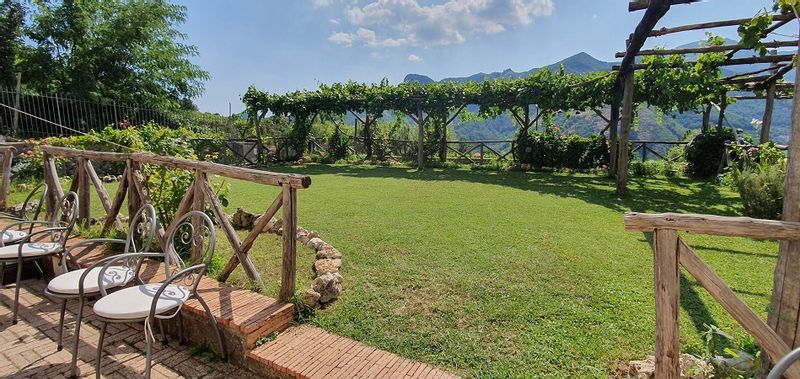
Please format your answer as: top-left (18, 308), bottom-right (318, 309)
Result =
top-left (0, 279), bottom-right (257, 378)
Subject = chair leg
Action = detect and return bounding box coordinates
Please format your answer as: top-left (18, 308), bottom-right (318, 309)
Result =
top-left (158, 318), bottom-right (168, 345)
top-left (12, 258), bottom-right (22, 325)
top-left (57, 299), bottom-right (67, 351)
top-left (69, 297), bottom-right (86, 379)
top-left (95, 322), bottom-right (107, 379)
top-left (33, 260), bottom-right (45, 279)
top-left (196, 296), bottom-right (227, 360)
top-left (145, 318), bottom-right (154, 379)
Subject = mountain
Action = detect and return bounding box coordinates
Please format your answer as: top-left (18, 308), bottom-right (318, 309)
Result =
top-left (401, 46), bottom-right (794, 147)
top-left (403, 52), bottom-right (614, 84)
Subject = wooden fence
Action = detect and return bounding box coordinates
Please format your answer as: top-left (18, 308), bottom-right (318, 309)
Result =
top-left (31, 145), bottom-right (310, 302)
top-left (625, 212), bottom-right (800, 379)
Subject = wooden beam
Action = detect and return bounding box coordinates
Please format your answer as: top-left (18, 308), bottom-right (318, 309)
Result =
top-left (624, 212), bottom-right (800, 240)
top-left (101, 168), bottom-right (129, 236)
top-left (617, 39), bottom-right (799, 58)
top-left (649, 13), bottom-right (795, 36)
top-left (40, 145), bottom-right (129, 161)
top-left (191, 170), bottom-right (205, 262)
top-left (77, 158), bottom-right (91, 225)
top-left (677, 238), bottom-right (800, 377)
top-left (130, 152), bottom-right (311, 189)
top-left (280, 183), bottom-right (297, 302)
top-left (199, 175), bottom-right (263, 285)
top-left (0, 147), bottom-right (14, 210)
top-left (653, 229), bottom-right (680, 378)
top-left (762, 55), bottom-right (779, 144)
top-left (615, 53), bottom-right (796, 70)
top-left (84, 160), bottom-right (124, 232)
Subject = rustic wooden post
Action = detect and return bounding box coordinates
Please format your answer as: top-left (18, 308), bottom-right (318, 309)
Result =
top-left (767, 31), bottom-right (800, 377)
top-left (42, 152), bottom-right (63, 220)
top-left (127, 160), bottom-right (141, 221)
top-left (616, 70), bottom-right (635, 195)
top-left (653, 228), bottom-right (680, 379)
top-left (77, 158), bottom-right (91, 225)
top-left (417, 102), bottom-right (425, 170)
top-left (609, 101), bottom-right (619, 174)
top-left (191, 170), bottom-right (205, 262)
top-left (716, 92), bottom-right (727, 131)
top-left (85, 159), bottom-right (124, 232)
top-left (761, 51), bottom-right (778, 144)
top-left (701, 103), bottom-right (711, 132)
top-left (0, 147), bottom-right (14, 210)
top-left (280, 183), bottom-right (297, 302)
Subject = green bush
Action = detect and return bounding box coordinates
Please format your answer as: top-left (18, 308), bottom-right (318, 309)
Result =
top-left (629, 160), bottom-right (662, 177)
top-left (734, 163), bottom-right (785, 220)
top-left (514, 127), bottom-right (608, 170)
top-left (326, 127), bottom-right (350, 162)
top-left (683, 128), bottom-right (735, 179)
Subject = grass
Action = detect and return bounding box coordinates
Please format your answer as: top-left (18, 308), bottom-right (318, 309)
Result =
top-left (9, 165), bottom-right (779, 377)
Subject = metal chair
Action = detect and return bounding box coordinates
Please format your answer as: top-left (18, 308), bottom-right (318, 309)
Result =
top-left (92, 211), bottom-right (227, 379)
top-left (0, 182), bottom-right (48, 246)
top-left (0, 191), bottom-right (78, 325)
top-left (44, 204), bottom-right (158, 378)
top-left (768, 347), bottom-right (800, 379)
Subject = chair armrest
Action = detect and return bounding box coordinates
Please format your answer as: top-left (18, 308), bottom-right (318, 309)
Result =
top-left (9, 226), bottom-right (70, 260)
top-left (768, 347), bottom-right (800, 379)
top-left (96, 252), bottom-right (166, 296)
top-left (62, 238), bottom-right (126, 273)
top-left (0, 220), bottom-right (54, 246)
top-left (149, 263), bottom-right (206, 319)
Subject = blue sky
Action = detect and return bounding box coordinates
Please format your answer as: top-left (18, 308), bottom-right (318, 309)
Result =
top-left (175, 0), bottom-right (781, 114)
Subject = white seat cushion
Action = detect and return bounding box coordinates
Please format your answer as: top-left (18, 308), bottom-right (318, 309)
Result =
top-left (47, 266), bottom-right (135, 295)
top-left (93, 284), bottom-right (190, 320)
top-left (0, 242), bottom-right (61, 259)
top-left (1, 230), bottom-right (26, 245)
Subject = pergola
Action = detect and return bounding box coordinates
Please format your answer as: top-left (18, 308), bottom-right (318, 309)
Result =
top-left (612, 1), bottom-right (797, 195)
top-left (618, 1), bottom-right (800, 378)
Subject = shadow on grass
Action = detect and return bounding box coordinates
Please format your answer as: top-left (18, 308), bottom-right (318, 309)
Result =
top-left (272, 164), bottom-right (739, 215)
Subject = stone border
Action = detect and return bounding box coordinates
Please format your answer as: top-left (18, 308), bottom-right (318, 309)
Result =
top-left (228, 208), bottom-right (343, 309)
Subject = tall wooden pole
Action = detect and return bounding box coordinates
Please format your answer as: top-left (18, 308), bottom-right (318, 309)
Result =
top-left (717, 92), bottom-right (727, 131)
top-left (702, 104), bottom-right (711, 132)
top-left (417, 102), bottom-right (424, 170)
top-left (616, 71), bottom-right (634, 195)
top-left (609, 101), bottom-right (620, 175)
top-left (766, 27), bottom-right (800, 379)
top-left (761, 51), bottom-right (779, 144)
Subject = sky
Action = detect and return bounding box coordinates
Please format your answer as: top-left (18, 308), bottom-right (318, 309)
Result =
top-left (174, 0), bottom-right (784, 114)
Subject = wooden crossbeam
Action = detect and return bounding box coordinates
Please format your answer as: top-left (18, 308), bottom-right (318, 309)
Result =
top-left (615, 53), bottom-right (796, 70)
top-left (101, 167), bottom-right (129, 235)
top-left (84, 160), bottom-right (124, 232)
top-left (648, 13), bottom-right (795, 35)
top-left (617, 40), bottom-right (799, 58)
top-left (677, 238), bottom-right (800, 378)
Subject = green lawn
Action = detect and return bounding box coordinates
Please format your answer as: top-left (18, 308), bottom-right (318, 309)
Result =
top-left (10, 165), bottom-right (779, 378)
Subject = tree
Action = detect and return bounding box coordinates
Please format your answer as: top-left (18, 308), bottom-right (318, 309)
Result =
top-left (16, 0), bottom-right (208, 110)
top-left (0, 0), bottom-right (24, 87)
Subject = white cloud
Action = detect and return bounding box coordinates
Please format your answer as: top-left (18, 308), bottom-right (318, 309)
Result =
top-left (328, 0), bottom-right (554, 48)
top-left (329, 18), bottom-right (341, 25)
top-left (313, 0), bottom-right (334, 7)
top-left (328, 32), bottom-right (354, 46)
top-left (408, 54), bottom-right (423, 62)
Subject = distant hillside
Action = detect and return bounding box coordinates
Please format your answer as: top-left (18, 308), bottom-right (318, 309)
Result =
top-left (402, 46), bottom-right (794, 147)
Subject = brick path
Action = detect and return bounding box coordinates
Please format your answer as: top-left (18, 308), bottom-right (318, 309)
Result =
top-left (0, 279), bottom-right (256, 378)
top-left (247, 325), bottom-right (461, 379)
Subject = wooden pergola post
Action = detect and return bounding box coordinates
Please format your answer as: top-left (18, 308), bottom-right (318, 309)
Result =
top-left (768, 31), bottom-right (800, 375)
top-left (417, 102), bottom-right (425, 169)
top-left (616, 71), bottom-right (635, 195)
top-left (716, 92), bottom-right (727, 131)
top-left (761, 51), bottom-right (778, 144)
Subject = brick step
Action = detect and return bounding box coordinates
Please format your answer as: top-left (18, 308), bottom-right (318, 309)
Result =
top-left (246, 325), bottom-right (461, 379)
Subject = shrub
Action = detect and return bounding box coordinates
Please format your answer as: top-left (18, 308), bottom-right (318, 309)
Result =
top-left (683, 128), bottom-right (735, 179)
top-left (629, 160), bottom-right (662, 177)
top-left (514, 127), bottom-right (608, 170)
top-left (326, 127), bottom-right (349, 162)
top-left (734, 163), bottom-right (785, 220)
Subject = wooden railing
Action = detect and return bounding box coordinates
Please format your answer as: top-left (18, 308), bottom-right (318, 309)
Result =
top-left (37, 145), bottom-right (311, 302)
top-left (625, 212), bottom-right (800, 379)
top-left (631, 140), bottom-right (688, 161)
